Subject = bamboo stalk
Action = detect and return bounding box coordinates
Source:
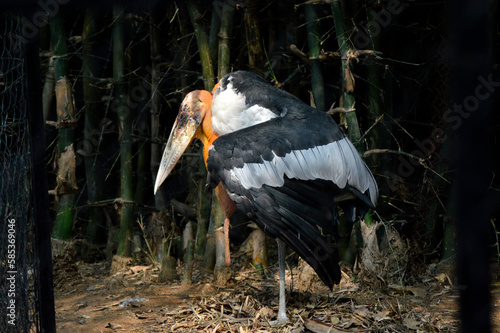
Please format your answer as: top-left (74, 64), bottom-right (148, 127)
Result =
top-left (244, 0), bottom-right (264, 70)
top-left (217, 1), bottom-right (235, 79)
top-left (186, 0), bottom-right (228, 281)
top-left (149, 7), bottom-right (169, 211)
top-left (213, 1), bottom-right (235, 279)
top-left (187, 0), bottom-right (215, 90)
top-left (331, 1), bottom-right (363, 265)
top-left (249, 228), bottom-right (268, 276)
top-left (42, 57), bottom-right (54, 122)
top-left (331, 0), bottom-right (361, 144)
top-left (114, 5), bottom-right (134, 257)
top-left (305, 4), bottom-right (325, 111)
top-left (202, 216), bottom-right (216, 272)
top-left (82, 10), bottom-right (106, 249)
top-left (50, 11), bottom-right (77, 241)
top-left (182, 221), bottom-right (195, 285)
top-left (213, 198), bottom-right (231, 285)
top-left (132, 44), bottom-right (151, 207)
top-left (208, 3), bottom-right (221, 70)
top-left (243, 0), bottom-right (268, 274)
top-left (195, 154), bottom-right (212, 257)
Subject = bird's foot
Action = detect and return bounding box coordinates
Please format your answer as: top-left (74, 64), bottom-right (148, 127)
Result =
top-left (269, 314), bottom-right (288, 326)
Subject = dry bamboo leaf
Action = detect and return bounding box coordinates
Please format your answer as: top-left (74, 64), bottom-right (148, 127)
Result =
top-left (135, 312), bottom-right (149, 320)
top-left (290, 325), bottom-right (305, 333)
top-left (373, 309), bottom-right (392, 322)
top-left (344, 67), bottom-right (355, 92)
top-left (403, 317), bottom-right (420, 330)
top-left (354, 306), bottom-right (371, 318)
top-left (129, 265), bottom-right (150, 274)
top-left (406, 286), bottom-right (427, 298)
top-left (257, 306), bottom-right (274, 320)
top-left (388, 284), bottom-right (427, 297)
top-left (304, 318), bottom-right (344, 333)
top-left (55, 76), bottom-right (76, 123)
top-left (434, 272), bottom-right (454, 286)
top-left (104, 322), bottom-right (122, 329)
top-left (56, 143), bottom-right (77, 194)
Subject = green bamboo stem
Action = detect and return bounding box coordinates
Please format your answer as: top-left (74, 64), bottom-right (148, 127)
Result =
top-left (182, 221), bottom-right (195, 285)
top-left (187, 0), bottom-right (215, 90)
top-left (202, 215), bottom-right (216, 272)
top-left (213, 196), bottom-right (231, 284)
top-left (244, 0), bottom-right (264, 70)
top-left (186, 0), bottom-right (227, 280)
top-left (132, 41), bottom-right (150, 207)
top-left (42, 57), bottom-right (54, 122)
top-left (51, 11), bottom-right (76, 240)
top-left (305, 4), bottom-right (325, 111)
top-left (114, 5), bottom-right (134, 257)
top-left (439, 129), bottom-right (455, 260)
top-left (208, 3), bottom-right (221, 70)
top-left (149, 8), bottom-right (169, 211)
top-left (215, 2), bottom-right (234, 274)
top-left (82, 10), bottom-right (106, 247)
top-left (331, 1), bottom-right (364, 265)
top-left (195, 153), bottom-right (212, 257)
top-left (365, 7), bottom-right (389, 214)
top-left (243, 0), bottom-right (268, 274)
top-left (331, 0), bottom-right (361, 145)
top-left (218, 1), bottom-right (235, 80)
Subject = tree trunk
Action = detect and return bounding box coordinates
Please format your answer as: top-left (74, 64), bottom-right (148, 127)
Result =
top-left (50, 12), bottom-right (77, 241)
top-left (114, 5), bottom-right (134, 257)
top-left (82, 10), bottom-right (106, 250)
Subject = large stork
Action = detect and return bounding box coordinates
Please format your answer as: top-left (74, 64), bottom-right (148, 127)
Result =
top-left (155, 71), bottom-right (378, 323)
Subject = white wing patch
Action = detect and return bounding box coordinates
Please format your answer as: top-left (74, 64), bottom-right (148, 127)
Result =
top-left (230, 137), bottom-right (377, 206)
top-left (212, 81), bottom-right (277, 136)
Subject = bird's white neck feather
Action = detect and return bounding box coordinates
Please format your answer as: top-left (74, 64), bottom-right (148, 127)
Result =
top-left (211, 82), bottom-right (277, 136)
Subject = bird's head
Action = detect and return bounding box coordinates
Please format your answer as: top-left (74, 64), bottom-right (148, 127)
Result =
top-left (154, 90), bottom-right (213, 194)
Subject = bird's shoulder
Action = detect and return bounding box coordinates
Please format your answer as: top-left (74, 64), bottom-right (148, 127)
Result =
top-left (208, 109), bottom-right (344, 165)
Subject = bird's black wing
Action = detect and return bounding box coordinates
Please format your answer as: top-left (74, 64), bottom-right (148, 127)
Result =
top-left (207, 109), bottom-right (377, 287)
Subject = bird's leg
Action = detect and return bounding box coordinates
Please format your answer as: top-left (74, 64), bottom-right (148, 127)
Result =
top-left (276, 238), bottom-right (289, 323)
top-left (224, 217), bottom-right (231, 267)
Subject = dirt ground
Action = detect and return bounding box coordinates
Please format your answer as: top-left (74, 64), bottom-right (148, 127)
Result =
top-left (51, 248), bottom-right (500, 333)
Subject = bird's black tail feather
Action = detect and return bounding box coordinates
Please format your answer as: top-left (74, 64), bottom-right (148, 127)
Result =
top-left (241, 177), bottom-right (374, 288)
top-left (249, 178), bottom-right (344, 287)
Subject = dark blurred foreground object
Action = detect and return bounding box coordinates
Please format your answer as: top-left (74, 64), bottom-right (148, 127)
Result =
top-left (450, 1), bottom-right (499, 332)
top-left (0, 7), bottom-right (56, 333)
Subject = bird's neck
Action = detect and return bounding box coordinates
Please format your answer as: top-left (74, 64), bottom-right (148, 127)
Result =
top-left (195, 108), bottom-right (219, 167)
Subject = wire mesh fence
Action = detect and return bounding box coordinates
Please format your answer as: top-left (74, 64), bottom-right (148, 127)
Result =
top-left (1, 10), bottom-right (55, 333)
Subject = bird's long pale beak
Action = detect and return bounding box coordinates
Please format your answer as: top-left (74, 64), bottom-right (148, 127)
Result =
top-left (154, 95), bottom-right (203, 194)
